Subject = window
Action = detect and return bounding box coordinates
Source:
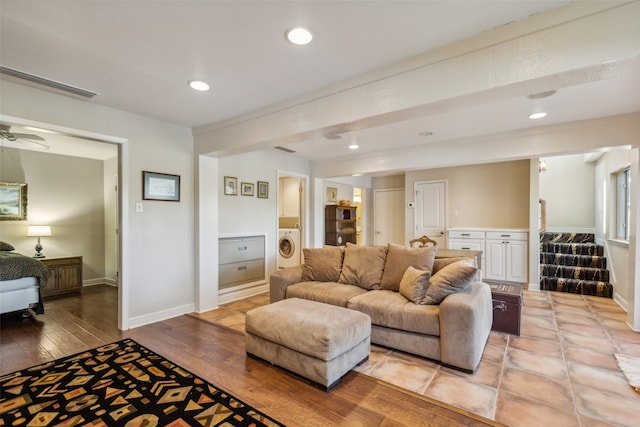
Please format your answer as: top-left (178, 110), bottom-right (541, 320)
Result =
top-left (616, 168), bottom-right (631, 241)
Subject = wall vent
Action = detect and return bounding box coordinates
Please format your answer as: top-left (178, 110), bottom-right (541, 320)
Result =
top-left (274, 146), bottom-right (296, 153)
top-left (0, 66), bottom-right (99, 98)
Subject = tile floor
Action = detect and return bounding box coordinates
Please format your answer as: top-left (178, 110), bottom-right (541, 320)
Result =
top-left (191, 290), bottom-right (640, 427)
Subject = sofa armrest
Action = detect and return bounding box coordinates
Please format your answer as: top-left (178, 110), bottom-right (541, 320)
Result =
top-left (269, 265), bottom-right (304, 303)
top-left (438, 281), bottom-right (493, 372)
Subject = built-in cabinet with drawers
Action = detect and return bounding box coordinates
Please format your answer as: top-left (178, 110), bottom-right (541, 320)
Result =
top-left (325, 205), bottom-right (357, 246)
top-left (448, 228), bottom-right (528, 283)
top-left (39, 256), bottom-right (83, 298)
top-left (218, 235), bottom-right (265, 291)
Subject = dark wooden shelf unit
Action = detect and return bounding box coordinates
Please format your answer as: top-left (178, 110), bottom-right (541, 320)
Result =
top-left (325, 205), bottom-right (357, 246)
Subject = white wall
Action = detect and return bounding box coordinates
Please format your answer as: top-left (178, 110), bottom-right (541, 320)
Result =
top-left (595, 149), bottom-right (633, 310)
top-left (1, 80), bottom-right (194, 329)
top-left (540, 154), bottom-right (595, 231)
top-left (103, 155), bottom-right (118, 285)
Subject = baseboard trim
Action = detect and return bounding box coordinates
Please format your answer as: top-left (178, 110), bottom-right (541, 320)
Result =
top-left (128, 303), bottom-right (195, 329)
top-left (527, 282), bottom-right (540, 291)
top-left (218, 283), bottom-right (269, 305)
top-left (83, 278), bottom-right (117, 287)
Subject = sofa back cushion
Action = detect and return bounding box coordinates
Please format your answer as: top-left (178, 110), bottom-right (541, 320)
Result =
top-left (338, 243), bottom-right (387, 290)
top-left (380, 243), bottom-right (437, 291)
top-left (420, 258), bottom-right (478, 305)
top-left (301, 246), bottom-right (344, 282)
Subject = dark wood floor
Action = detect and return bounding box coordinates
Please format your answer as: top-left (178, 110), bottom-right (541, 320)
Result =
top-left (0, 285), bottom-right (500, 426)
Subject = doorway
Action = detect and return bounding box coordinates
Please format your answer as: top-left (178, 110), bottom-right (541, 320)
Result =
top-left (0, 116), bottom-right (125, 327)
top-left (277, 171), bottom-right (308, 267)
top-left (373, 188), bottom-right (404, 245)
top-left (414, 180), bottom-right (447, 247)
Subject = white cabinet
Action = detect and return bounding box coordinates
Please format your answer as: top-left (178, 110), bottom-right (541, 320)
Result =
top-left (484, 231), bottom-right (528, 283)
top-left (448, 230), bottom-right (485, 272)
top-left (448, 228), bottom-right (528, 284)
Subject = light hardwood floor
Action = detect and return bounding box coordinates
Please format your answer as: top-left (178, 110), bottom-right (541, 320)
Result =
top-left (0, 285), bottom-right (498, 427)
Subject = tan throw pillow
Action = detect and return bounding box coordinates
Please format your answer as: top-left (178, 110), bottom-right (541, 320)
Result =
top-left (380, 243), bottom-right (437, 291)
top-left (420, 258), bottom-right (478, 305)
top-left (338, 243), bottom-right (387, 290)
top-left (432, 256), bottom-right (471, 274)
top-left (301, 246), bottom-right (344, 282)
top-left (399, 266), bottom-right (431, 303)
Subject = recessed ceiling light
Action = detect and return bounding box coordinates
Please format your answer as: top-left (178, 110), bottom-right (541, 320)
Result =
top-left (188, 80), bottom-right (210, 91)
top-left (348, 144), bottom-right (359, 150)
top-left (529, 112), bottom-right (547, 120)
top-left (285, 27), bottom-right (313, 45)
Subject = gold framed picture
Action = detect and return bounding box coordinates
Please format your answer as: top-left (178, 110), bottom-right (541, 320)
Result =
top-left (241, 182), bottom-right (255, 196)
top-left (224, 176), bottom-right (238, 195)
top-left (257, 181), bottom-right (269, 199)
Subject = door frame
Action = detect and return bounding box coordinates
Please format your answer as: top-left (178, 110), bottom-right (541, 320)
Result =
top-left (277, 170), bottom-right (309, 263)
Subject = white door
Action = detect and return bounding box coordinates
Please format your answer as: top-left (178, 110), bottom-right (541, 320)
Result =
top-left (373, 188), bottom-right (405, 246)
top-left (414, 181), bottom-right (446, 246)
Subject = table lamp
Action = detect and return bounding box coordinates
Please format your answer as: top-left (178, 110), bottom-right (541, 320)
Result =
top-left (27, 225), bottom-right (51, 258)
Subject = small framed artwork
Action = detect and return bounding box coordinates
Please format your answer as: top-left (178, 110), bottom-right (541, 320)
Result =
top-left (327, 186), bottom-right (338, 203)
top-left (224, 176), bottom-right (238, 195)
top-left (143, 171), bottom-right (180, 201)
top-left (0, 182), bottom-right (28, 221)
top-left (241, 182), bottom-right (255, 196)
top-left (257, 181), bottom-right (269, 199)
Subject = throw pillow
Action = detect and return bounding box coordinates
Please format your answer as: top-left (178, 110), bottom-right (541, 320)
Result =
top-left (338, 243), bottom-right (387, 290)
top-left (420, 258), bottom-right (478, 305)
top-left (380, 243), bottom-right (437, 291)
top-left (0, 241), bottom-right (15, 251)
top-left (399, 266), bottom-right (431, 303)
top-left (432, 256), bottom-right (472, 274)
top-left (301, 246), bottom-right (345, 282)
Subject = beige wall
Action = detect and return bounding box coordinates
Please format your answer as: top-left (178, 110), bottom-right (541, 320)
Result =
top-left (540, 154), bottom-right (595, 231)
top-left (405, 160), bottom-right (530, 236)
top-left (0, 147), bottom-right (107, 282)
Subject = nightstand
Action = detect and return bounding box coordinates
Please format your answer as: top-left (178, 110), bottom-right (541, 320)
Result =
top-left (39, 256), bottom-right (83, 298)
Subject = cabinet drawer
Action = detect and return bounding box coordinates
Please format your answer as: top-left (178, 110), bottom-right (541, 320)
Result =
top-left (219, 236), bottom-right (264, 264)
top-left (219, 259), bottom-right (265, 289)
top-left (486, 231), bottom-right (527, 240)
top-left (448, 230), bottom-right (485, 239)
top-left (448, 239), bottom-right (484, 252)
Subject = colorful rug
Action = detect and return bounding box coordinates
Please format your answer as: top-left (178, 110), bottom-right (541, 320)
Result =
top-left (614, 353), bottom-right (640, 394)
top-left (0, 338), bottom-right (284, 426)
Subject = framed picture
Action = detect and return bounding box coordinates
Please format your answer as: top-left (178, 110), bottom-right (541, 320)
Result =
top-left (241, 182), bottom-right (255, 196)
top-left (224, 176), bottom-right (238, 195)
top-left (0, 182), bottom-right (28, 221)
top-left (327, 186), bottom-right (338, 202)
top-left (257, 181), bottom-right (269, 199)
top-left (143, 171), bottom-right (180, 201)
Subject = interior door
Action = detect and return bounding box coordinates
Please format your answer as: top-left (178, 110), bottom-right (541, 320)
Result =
top-left (414, 181), bottom-right (446, 246)
top-left (373, 188), bottom-right (405, 246)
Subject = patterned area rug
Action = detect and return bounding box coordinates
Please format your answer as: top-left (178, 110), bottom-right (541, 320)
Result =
top-left (614, 353), bottom-right (640, 394)
top-left (0, 338), bottom-right (284, 426)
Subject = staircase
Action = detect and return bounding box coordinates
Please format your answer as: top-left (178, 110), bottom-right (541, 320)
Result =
top-left (539, 232), bottom-right (613, 298)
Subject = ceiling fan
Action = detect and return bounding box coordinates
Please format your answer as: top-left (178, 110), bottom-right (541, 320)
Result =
top-left (0, 124), bottom-right (49, 149)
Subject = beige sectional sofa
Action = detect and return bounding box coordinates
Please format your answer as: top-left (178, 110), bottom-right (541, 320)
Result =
top-left (270, 243), bottom-right (493, 372)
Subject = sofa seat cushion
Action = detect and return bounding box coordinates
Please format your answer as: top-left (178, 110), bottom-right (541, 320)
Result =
top-left (347, 290), bottom-right (440, 336)
top-left (286, 281), bottom-right (367, 307)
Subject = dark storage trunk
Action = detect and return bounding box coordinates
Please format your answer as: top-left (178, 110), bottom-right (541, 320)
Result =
top-left (489, 282), bottom-right (523, 335)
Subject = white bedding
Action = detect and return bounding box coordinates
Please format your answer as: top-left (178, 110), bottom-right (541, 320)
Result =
top-left (0, 278), bottom-right (40, 314)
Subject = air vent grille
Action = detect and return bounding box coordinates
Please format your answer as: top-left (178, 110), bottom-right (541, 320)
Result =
top-left (0, 66), bottom-right (99, 98)
top-left (274, 146), bottom-right (296, 153)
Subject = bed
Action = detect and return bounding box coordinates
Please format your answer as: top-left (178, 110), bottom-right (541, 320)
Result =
top-left (0, 241), bottom-right (50, 315)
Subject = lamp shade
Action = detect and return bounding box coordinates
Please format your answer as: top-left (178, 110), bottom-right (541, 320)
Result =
top-left (27, 225), bottom-right (52, 237)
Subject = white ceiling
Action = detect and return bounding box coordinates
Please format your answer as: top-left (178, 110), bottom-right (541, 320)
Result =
top-left (1, 1), bottom-right (638, 163)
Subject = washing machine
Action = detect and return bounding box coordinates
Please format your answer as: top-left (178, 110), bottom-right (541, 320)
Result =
top-left (278, 228), bottom-right (300, 268)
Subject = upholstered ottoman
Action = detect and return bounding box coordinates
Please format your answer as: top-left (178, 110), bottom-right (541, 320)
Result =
top-left (245, 298), bottom-right (371, 390)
